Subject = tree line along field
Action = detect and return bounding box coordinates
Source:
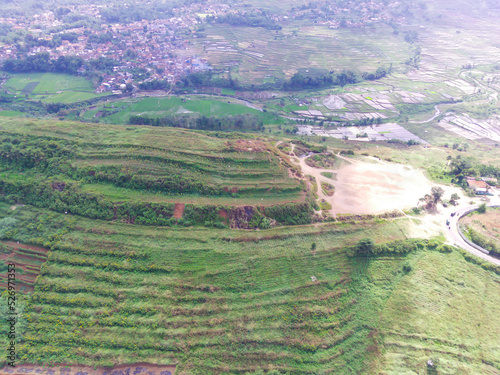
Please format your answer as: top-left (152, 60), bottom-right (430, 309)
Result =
top-left (0, 201), bottom-right (499, 374)
top-left (0, 118), bottom-right (311, 228)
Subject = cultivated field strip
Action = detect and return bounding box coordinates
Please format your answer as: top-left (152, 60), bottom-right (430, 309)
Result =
top-left (6, 206), bottom-right (413, 374)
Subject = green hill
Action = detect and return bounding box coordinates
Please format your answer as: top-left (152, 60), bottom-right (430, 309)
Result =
top-left (0, 118), bottom-right (308, 228)
top-left (0, 203), bottom-right (499, 374)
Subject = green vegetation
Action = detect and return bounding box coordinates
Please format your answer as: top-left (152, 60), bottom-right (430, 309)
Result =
top-left (320, 172), bottom-right (336, 180)
top-left (320, 182), bottom-right (335, 196)
top-left (305, 152), bottom-right (337, 169)
top-left (318, 199), bottom-right (332, 210)
top-left (0, 118), bottom-right (309, 228)
top-left (98, 96), bottom-right (282, 125)
top-left (3, 72), bottom-right (108, 104)
top-left (0, 202), bottom-right (498, 374)
top-left (460, 207), bottom-right (500, 256)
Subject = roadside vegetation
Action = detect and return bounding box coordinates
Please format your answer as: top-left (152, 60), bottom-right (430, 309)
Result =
top-left (460, 207), bottom-right (500, 257)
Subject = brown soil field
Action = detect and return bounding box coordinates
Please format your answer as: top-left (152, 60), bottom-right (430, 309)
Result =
top-left (2, 241), bottom-right (49, 254)
top-left (0, 241), bottom-right (49, 291)
top-left (330, 161), bottom-right (455, 215)
top-left (0, 363), bottom-right (176, 375)
top-left (173, 203), bottom-right (185, 219)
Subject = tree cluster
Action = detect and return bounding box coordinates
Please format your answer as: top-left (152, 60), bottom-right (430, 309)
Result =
top-left (99, 4), bottom-right (174, 24)
top-left (1, 52), bottom-right (117, 75)
top-left (129, 114), bottom-right (264, 132)
top-left (210, 13), bottom-right (282, 30)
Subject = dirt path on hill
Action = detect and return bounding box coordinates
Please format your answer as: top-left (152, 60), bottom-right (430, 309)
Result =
top-left (173, 203), bottom-right (185, 219)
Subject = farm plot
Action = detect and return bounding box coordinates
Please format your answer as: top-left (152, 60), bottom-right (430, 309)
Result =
top-left (22, 81), bottom-right (39, 93)
top-left (194, 24), bottom-right (411, 85)
top-left (4, 73), bottom-right (94, 94)
top-left (0, 364), bottom-right (176, 375)
top-left (314, 91), bottom-right (401, 120)
top-left (438, 113), bottom-right (500, 142)
top-left (3, 73), bottom-right (102, 103)
top-left (0, 240), bottom-right (49, 292)
top-left (297, 123), bottom-right (429, 144)
top-left (0, 118), bottom-right (304, 213)
top-left (102, 96), bottom-right (279, 125)
top-left (2, 198), bottom-right (497, 374)
top-left (0, 110), bottom-right (25, 117)
top-left (43, 91), bottom-right (108, 103)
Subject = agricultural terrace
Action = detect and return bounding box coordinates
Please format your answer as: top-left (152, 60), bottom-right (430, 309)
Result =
top-left (0, 118), bottom-right (308, 228)
top-left (0, 202), bottom-right (498, 374)
top-left (0, 240), bottom-right (48, 292)
top-left (192, 24), bottom-right (410, 85)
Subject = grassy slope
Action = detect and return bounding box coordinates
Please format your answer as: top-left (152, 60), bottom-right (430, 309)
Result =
top-left (0, 118), bottom-right (301, 204)
top-left (376, 249), bottom-right (500, 374)
top-left (0, 203), bottom-right (498, 374)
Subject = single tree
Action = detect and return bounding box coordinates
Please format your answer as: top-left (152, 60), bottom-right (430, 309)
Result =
top-left (419, 187), bottom-right (445, 209)
top-left (431, 187), bottom-right (445, 206)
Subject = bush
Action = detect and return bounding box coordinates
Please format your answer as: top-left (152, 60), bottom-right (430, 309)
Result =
top-left (437, 244), bottom-right (454, 253)
top-left (258, 217), bottom-right (272, 229)
top-left (0, 217), bottom-right (18, 238)
top-left (356, 238), bottom-right (374, 255)
top-left (265, 203), bottom-right (312, 225)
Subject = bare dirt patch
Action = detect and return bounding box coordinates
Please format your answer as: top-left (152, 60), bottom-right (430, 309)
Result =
top-left (218, 209), bottom-right (228, 219)
top-left (329, 160), bottom-right (456, 215)
top-left (227, 139), bottom-right (268, 153)
top-left (173, 203), bottom-right (185, 219)
top-left (0, 241), bottom-right (49, 291)
top-left (2, 241), bottom-right (49, 254)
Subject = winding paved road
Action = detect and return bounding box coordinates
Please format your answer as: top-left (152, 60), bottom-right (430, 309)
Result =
top-left (445, 202), bottom-right (500, 266)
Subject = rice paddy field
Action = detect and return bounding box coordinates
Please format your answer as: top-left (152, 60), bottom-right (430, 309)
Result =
top-left (92, 96), bottom-right (282, 125)
top-left (2, 72), bottom-right (109, 103)
top-left (192, 24), bottom-right (411, 86)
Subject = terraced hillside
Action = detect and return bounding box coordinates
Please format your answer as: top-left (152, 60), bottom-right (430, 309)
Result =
top-left (0, 202), bottom-right (499, 374)
top-left (0, 119), bottom-right (308, 227)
